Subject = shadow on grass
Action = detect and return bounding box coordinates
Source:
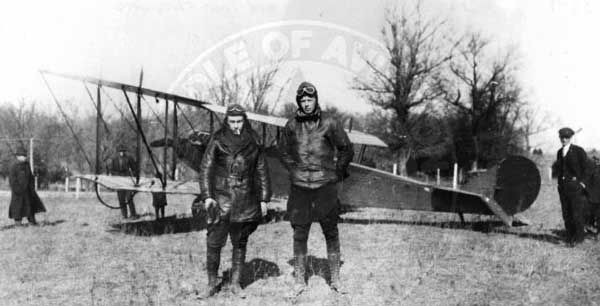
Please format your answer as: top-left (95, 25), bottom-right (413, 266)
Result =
top-left (340, 217), bottom-right (563, 245)
top-left (286, 256), bottom-right (344, 286)
top-left (1, 219), bottom-right (66, 230)
top-left (108, 215), bottom-right (207, 236)
top-left (221, 258), bottom-right (281, 288)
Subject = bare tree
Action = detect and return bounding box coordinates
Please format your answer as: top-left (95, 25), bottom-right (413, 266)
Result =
top-left (519, 105), bottom-right (557, 152)
top-left (243, 63), bottom-right (289, 114)
top-left (443, 33), bottom-right (525, 168)
top-left (354, 4), bottom-right (459, 167)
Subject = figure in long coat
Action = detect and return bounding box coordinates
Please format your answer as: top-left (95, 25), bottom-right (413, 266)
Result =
top-left (199, 104), bottom-right (271, 297)
top-left (8, 148), bottom-right (46, 225)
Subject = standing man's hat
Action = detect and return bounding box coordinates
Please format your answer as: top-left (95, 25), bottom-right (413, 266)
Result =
top-left (558, 127), bottom-right (575, 138)
top-left (226, 104), bottom-right (246, 117)
top-left (117, 144), bottom-right (127, 152)
top-left (14, 147), bottom-right (27, 156)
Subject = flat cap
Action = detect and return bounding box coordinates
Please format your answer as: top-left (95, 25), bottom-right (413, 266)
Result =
top-left (558, 127), bottom-right (575, 138)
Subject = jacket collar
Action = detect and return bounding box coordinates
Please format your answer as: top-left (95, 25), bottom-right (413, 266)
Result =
top-left (295, 107), bottom-right (321, 122)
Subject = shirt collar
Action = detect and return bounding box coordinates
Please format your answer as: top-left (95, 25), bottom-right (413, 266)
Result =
top-left (562, 143), bottom-right (571, 156)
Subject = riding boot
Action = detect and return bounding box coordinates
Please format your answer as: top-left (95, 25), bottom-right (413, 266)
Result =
top-left (327, 252), bottom-right (341, 291)
top-left (326, 234), bottom-right (341, 291)
top-left (204, 247), bottom-right (221, 297)
top-left (230, 247), bottom-right (246, 296)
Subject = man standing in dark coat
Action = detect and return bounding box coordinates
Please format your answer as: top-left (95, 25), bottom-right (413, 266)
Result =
top-left (555, 127), bottom-right (590, 246)
top-left (199, 104), bottom-right (271, 297)
top-left (109, 144), bottom-right (138, 219)
top-left (278, 81), bottom-right (354, 292)
top-left (8, 147), bottom-right (46, 226)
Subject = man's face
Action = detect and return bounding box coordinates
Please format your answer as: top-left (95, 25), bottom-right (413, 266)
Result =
top-left (560, 136), bottom-right (571, 147)
top-left (16, 155), bottom-right (27, 162)
top-left (299, 96), bottom-right (317, 114)
top-left (119, 151), bottom-right (125, 157)
top-left (227, 115), bottom-right (244, 135)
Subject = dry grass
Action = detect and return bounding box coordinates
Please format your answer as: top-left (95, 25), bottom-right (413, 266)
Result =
top-left (1, 184), bottom-right (599, 306)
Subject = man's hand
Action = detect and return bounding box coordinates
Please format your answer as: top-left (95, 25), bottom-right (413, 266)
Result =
top-left (580, 182), bottom-right (587, 189)
top-left (205, 198), bottom-right (217, 210)
top-left (261, 201), bottom-right (268, 217)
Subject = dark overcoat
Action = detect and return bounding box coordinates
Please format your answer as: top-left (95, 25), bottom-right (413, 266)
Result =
top-left (8, 161), bottom-right (46, 219)
top-left (199, 120), bottom-right (271, 223)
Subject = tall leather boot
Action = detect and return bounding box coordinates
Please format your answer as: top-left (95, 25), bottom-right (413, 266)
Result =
top-left (230, 247), bottom-right (246, 296)
top-left (327, 252), bottom-right (341, 291)
top-left (292, 253), bottom-right (307, 294)
top-left (204, 247), bottom-right (221, 297)
top-left (326, 235), bottom-right (341, 291)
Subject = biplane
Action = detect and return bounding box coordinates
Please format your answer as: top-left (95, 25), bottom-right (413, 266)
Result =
top-left (39, 70), bottom-right (541, 226)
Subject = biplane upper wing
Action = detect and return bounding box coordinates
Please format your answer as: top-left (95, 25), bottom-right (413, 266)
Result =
top-left (76, 174), bottom-right (200, 195)
top-left (39, 70), bottom-right (210, 109)
top-left (41, 70), bottom-right (388, 148)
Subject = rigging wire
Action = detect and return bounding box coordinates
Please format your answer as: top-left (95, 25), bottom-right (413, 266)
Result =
top-left (40, 72), bottom-right (94, 169)
top-left (82, 82), bottom-right (111, 136)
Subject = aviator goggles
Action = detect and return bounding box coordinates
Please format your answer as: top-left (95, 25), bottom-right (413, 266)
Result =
top-left (296, 86), bottom-right (316, 96)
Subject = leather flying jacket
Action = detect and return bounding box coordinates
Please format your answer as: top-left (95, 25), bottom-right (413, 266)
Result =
top-left (199, 119), bottom-right (271, 222)
top-left (278, 108), bottom-right (354, 189)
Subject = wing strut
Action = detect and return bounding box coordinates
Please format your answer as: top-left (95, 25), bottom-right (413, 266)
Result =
top-left (121, 87), bottom-right (165, 187)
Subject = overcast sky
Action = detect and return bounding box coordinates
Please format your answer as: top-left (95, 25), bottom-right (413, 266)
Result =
top-left (0, 0), bottom-right (598, 152)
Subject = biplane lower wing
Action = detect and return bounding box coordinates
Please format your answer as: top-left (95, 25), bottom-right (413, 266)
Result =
top-left (338, 164), bottom-right (514, 225)
top-left (76, 175), bottom-right (200, 195)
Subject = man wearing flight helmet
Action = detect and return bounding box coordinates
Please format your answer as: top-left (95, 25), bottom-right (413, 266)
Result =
top-left (278, 81), bottom-right (354, 292)
top-left (199, 104), bottom-right (271, 297)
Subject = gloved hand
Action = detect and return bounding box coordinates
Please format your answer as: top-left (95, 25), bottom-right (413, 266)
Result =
top-left (205, 198), bottom-right (220, 225)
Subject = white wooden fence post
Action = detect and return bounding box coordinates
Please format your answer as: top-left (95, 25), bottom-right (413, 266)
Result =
top-left (65, 177), bottom-right (69, 193)
top-left (436, 168), bottom-right (441, 185)
top-left (393, 163), bottom-right (398, 175)
top-left (75, 177), bottom-right (81, 199)
top-left (453, 163), bottom-right (458, 189)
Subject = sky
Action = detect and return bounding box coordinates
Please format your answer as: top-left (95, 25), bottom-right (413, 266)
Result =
top-left (0, 0), bottom-right (599, 153)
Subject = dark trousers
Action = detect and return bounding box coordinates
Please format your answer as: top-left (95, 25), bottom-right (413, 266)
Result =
top-left (117, 190), bottom-right (136, 218)
top-left (206, 221), bottom-right (259, 250)
top-left (558, 181), bottom-right (587, 243)
top-left (292, 210), bottom-right (340, 257)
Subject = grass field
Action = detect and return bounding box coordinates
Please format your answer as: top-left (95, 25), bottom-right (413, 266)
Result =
top-left (1, 182), bottom-right (600, 305)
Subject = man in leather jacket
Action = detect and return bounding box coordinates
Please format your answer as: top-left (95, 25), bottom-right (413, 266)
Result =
top-left (278, 81), bottom-right (354, 292)
top-left (555, 127), bottom-right (590, 246)
top-left (199, 104), bottom-right (271, 297)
